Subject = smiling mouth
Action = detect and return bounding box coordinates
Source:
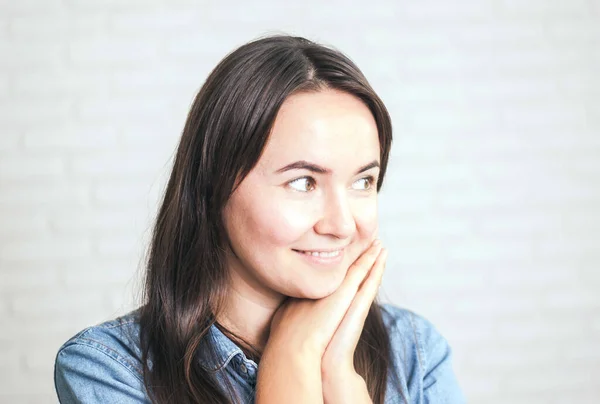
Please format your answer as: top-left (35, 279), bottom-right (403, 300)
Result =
top-left (292, 248), bottom-right (344, 258)
top-left (296, 250), bottom-right (341, 258)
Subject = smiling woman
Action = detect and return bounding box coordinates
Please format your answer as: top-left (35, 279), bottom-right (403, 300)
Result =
top-left (53, 35), bottom-right (465, 404)
top-left (223, 89), bottom-right (381, 301)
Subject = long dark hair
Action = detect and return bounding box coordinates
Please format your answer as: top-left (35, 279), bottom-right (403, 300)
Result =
top-left (139, 35), bottom-right (401, 403)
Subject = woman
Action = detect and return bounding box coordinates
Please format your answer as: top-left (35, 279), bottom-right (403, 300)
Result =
top-left (54, 35), bottom-right (465, 404)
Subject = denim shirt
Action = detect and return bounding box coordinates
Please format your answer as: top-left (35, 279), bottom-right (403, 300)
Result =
top-left (54, 304), bottom-right (466, 403)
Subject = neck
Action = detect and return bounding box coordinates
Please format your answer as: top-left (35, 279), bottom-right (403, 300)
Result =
top-left (217, 269), bottom-right (286, 354)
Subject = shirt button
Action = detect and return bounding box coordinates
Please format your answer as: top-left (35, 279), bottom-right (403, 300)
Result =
top-left (239, 363), bottom-right (247, 374)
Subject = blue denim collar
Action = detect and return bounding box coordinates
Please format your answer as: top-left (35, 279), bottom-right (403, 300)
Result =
top-left (198, 323), bottom-right (248, 372)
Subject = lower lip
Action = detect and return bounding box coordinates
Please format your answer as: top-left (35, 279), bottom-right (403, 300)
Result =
top-left (293, 249), bottom-right (345, 266)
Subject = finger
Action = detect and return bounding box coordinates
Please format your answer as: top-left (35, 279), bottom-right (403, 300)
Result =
top-left (340, 240), bottom-right (383, 292)
top-left (358, 247), bottom-right (387, 301)
top-left (336, 248), bottom-right (388, 342)
top-left (317, 242), bottom-right (383, 333)
top-left (323, 246), bottom-right (386, 330)
top-left (321, 241), bottom-right (382, 310)
top-left (322, 249), bottom-right (388, 363)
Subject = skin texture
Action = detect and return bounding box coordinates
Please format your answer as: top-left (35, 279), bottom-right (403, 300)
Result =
top-left (259, 241), bottom-right (388, 404)
top-left (220, 88), bottom-right (385, 403)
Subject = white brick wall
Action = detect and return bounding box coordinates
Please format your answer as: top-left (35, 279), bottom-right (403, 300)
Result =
top-left (1, 1), bottom-right (599, 403)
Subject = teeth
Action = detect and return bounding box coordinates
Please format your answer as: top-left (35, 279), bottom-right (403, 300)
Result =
top-left (300, 250), bottom-right (341, 258)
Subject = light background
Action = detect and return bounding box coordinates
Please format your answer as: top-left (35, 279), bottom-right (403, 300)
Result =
top-left (1, 0), bottom-right (599, 403)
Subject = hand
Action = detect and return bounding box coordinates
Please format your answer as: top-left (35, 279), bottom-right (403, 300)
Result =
top-left (321, 245), bottom-right (388, 403)
top-left (264, 240), bottom-right (385, 365)
top-left (321, 243), bottom-right (387, 372)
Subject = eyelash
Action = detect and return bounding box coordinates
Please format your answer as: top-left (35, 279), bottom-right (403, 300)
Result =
top-left (288, 175), bottom-right (376, 192)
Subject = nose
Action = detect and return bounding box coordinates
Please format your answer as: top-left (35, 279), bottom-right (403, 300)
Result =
top-left (314, 189), bottom-right (355, 239)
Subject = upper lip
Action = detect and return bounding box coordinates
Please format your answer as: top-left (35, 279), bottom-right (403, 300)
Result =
top-left (293, 246), bottom-right (347, 253)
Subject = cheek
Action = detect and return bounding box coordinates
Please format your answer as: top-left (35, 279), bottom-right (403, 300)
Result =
top-left (345, 199), bottom-right (379, 263)
top-left (230, 196), bottom-right (316, 251)
top-left (257, 200), bottom-right (317, 246)
top-left (354, 199), bottom-right (379, 238)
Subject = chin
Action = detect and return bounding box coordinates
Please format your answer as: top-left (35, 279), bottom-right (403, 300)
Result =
top-left (290, 273), bottom-right (345, 300)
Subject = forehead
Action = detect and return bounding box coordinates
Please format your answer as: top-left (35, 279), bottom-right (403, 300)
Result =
top-left (258, 89), bottom-right (380, 172)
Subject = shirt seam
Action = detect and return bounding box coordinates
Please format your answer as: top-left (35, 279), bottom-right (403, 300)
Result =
top-left (202, 325), bottom-right (247, 372)
top-left (73, 318), bottom-right (138, 340)
top-left (409, 312), bottom-right (426, 374)
top-left (206, 350), bottom-right (241, 373)
top-left (103, 319), bottom-right (137, 329)
top-left (61, 338), bottom-right (144, 382)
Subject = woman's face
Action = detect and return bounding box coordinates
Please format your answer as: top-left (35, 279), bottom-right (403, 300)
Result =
top-left (222, 88), bottom-right (381, 301)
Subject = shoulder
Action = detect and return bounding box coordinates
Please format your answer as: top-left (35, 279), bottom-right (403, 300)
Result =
top-left (380, 303), bottom-right (466, 403)
top-left (380, 303), bottom-right (443, 363)
top-left (56, 310), bottom-right (144, 379)
top-left (54, 310), bottom-right (149, 403)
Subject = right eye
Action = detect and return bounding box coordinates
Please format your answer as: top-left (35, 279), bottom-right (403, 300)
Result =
top-left (288, 177), bottom-right (316, 192)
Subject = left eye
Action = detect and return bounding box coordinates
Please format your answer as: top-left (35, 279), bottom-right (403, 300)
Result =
top-left (289, 177), bottom-right (316, 192)
top-left (353, 177), bottom-right (373, 190)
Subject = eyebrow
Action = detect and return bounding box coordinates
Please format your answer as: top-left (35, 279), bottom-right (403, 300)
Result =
top-left (275, 160), bottom-right (380, 175)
